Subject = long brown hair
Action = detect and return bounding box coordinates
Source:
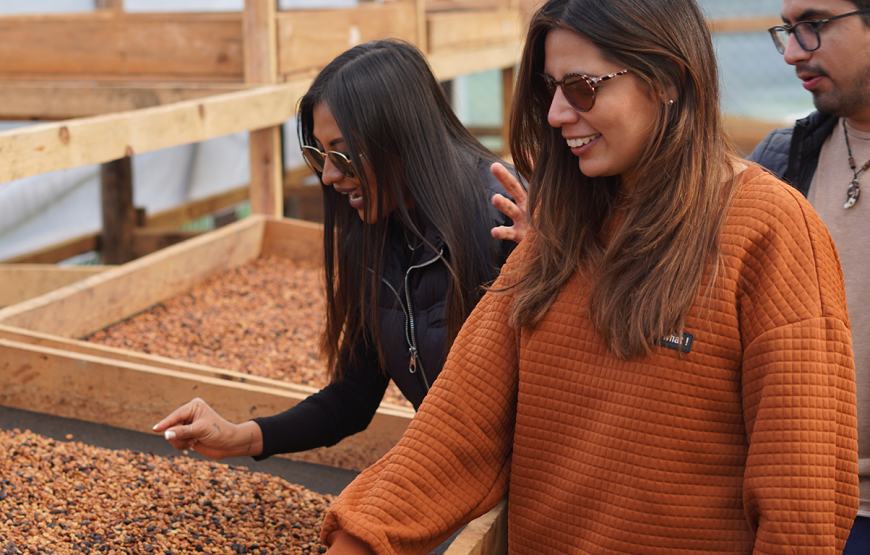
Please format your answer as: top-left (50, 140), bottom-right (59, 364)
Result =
top-left (508, 0), bottom-right (737, 359)
top-left (298, 40), bottom-right (503, 379)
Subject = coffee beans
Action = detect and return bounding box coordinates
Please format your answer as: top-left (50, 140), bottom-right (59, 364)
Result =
top-left (0, 429), bottom-right (333, 554)
top-left (85, 256), bottom-right (410, 407)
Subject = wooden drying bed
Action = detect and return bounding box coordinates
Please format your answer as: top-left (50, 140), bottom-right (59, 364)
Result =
top-left (0, 216), bottom-right (414, 471)
top-left (0, 215), bottom-right (509, 555)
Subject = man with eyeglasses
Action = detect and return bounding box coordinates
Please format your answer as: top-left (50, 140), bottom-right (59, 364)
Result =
top-left (748, 1), bottom-right (870, 552)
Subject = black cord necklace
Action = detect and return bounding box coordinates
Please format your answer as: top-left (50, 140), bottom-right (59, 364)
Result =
top-left (843, 119), bottom-right (868, 209)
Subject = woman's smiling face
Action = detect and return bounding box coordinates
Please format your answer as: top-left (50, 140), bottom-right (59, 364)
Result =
top-left (311, 101), bottom-right (390, 223)
top-left (544, 28), bottom-right (659, 187)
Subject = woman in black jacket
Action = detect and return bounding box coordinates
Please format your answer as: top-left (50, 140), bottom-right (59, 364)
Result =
top-left (153, 39), bottom-right (526, 460)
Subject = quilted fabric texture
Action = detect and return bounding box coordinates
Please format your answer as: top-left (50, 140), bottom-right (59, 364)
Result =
top-left (321, 165), bottom-right (859, 554)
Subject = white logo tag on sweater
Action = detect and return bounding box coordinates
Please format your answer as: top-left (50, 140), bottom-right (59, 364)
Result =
top-left (659, 332), bottom-right (694, 353)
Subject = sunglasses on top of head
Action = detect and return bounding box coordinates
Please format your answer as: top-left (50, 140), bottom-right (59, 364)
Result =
top-left (301, 145), bottom-right (357, 180)
top-left (539, 69), bottom-right (630, 112)
top-left (768, 8), bottom-right (870, 54)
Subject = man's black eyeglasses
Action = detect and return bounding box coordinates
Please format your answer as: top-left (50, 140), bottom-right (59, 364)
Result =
top-left (301, 145), bottom-right (357, 179)
top-left (768, 8), bottom-right (870, 54)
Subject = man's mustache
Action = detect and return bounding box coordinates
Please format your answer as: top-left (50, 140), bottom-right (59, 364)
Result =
top-left (796, 64), bottom-right (830, 79)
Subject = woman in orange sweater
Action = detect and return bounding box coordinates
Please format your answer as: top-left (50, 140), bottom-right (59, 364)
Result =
top-left (319, 0), bottom-right (860, 553)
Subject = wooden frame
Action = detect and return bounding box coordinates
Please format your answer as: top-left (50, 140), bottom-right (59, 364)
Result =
top-left (0, 0), bottom-right (531, 268)
top-left (0, 264), bottom-right (109, 307)
top-left (0, 13), bottom-right (245, 83)
top-left (0, 215), bottom-right (415, 470)
top-left (0, 1), bottom-right (530, 118)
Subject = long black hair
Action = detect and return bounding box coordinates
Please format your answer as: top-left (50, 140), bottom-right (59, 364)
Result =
top-left (298, 39), bottom-right (503, 379)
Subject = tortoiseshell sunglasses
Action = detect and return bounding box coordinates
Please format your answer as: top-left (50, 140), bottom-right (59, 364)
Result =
top-left (539, 69), bottom-right (630, 112)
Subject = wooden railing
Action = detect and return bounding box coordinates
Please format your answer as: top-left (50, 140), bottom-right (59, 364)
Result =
top-left (0, 5), bottom-right (786, 264)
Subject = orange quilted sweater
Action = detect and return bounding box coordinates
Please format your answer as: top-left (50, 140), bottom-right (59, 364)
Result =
top-left (321, 165), bottom-right (860, 554)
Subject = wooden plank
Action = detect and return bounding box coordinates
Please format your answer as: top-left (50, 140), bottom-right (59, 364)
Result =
top-left (131, 228), bottom-right (206, 258)
top-left (428, 42), bottom-right (522, 81)
top-left (0, 216), bottom-right (269, 338)
top-left (444, 499), bottom-right (508, 555)
top-left (261, 218), bottom-right (323, 264)
top-left (0, 13), bottom-right (244, 82)
top-left (275, 5), bottom-right (418, 77)
top-left (0, 82), bottom-right (247, 121)
top-left (708, 16), bottom-right (782, 34)
top-left (0, 266), bottom-right (108, 308)
top-left (0, 80), bottom-right (312, 184)
top-left (145, 187), bottom-right (250, 229)
top-left (427, 9), bottom-right (523, 53)
top-left (100, 156), bottom-right (136, 264)
top-left (0, 324), bottom-right (321, 397)
top-left (0, 233), bottom-right (100, 264)
top-left (425, 1), bottom-right (500, 12)
top-left (0, 338), bottom-right (412, 471)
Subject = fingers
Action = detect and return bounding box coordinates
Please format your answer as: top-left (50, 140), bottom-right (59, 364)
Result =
top-left (154, 399), bottom-right (247, 460)
top-left (164, 423), bottom-right (196, 441)
top-left (152, 398), bottom-right (212, 453)
top-left (152, 398), bottom-right (204, 433)
top-left (491, 225), bottom-right (522, 242)
top-left (162, 422), bottom-right (200, 450)
top-left (492, 194), bottom-right (520, 220)
top-left (490, 163), bottom-right (528, 202)
top-left (490, 166), bottom-right (531, 244)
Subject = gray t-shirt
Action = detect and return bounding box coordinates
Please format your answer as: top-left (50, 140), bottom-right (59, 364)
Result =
top-left (808, 118), bottom-right (870, 516)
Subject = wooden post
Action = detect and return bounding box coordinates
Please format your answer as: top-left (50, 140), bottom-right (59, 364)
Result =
top-left (100, 156), bottom-right (135, 265)
top-left (95, 0), bottom-right (124, 10)
top-left (501, 66), bottom-right (515, 157)
top-left (244, 0), bottom-right (283, 217)
top-left (398, 0), bottom-right (427, 52)
top-left (417, 0), bottom-right (428, 53)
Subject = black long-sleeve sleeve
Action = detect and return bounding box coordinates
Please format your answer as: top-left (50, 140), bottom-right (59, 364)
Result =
top-left (252, 340), bottom-right (390, 460)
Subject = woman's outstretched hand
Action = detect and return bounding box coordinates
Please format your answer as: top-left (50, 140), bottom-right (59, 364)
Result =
top-left (489, 162), bottom-right (529, 243)
top-left (152, 398), bottom-right (263, 460)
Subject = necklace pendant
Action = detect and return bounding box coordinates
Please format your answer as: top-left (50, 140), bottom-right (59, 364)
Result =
top-left (845, 180), bottom-right (860, 209)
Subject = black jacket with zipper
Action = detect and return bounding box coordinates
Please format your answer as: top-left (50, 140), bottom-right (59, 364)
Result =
top-left (747, 109), bottom-right (839, 197)
top-left (254, 159), bottom-right (517, 458)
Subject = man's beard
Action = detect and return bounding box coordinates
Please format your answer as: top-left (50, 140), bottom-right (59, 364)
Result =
top-left (808, 63), bottom-right (870, 117)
